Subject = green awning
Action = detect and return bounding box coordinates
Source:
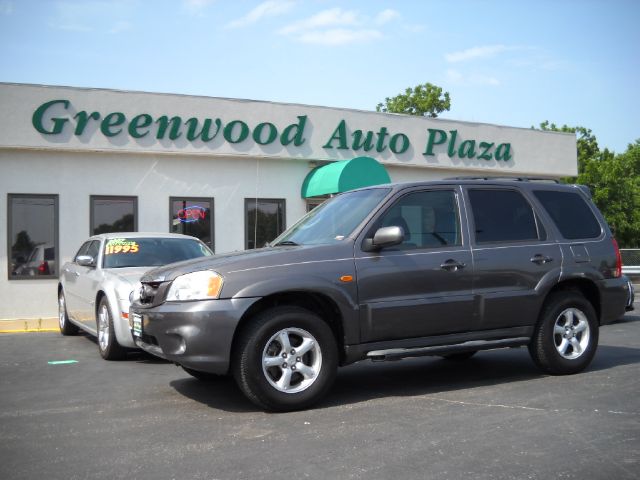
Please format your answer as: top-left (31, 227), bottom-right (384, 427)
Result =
top-left (301, 156), bottom-right (391, 198)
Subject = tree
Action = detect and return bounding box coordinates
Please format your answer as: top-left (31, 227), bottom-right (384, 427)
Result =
top-left (376, 83), bottom-right (451, 118)
top-left (578, 141), bottom-right (640, 247)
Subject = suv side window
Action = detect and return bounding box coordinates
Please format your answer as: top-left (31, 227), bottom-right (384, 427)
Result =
top-left (377, 190), bottom-right (461, 248)
top-left (533, 190), bottom-right (602, 239)
top-left (468, 189), bottom-right (540, 243)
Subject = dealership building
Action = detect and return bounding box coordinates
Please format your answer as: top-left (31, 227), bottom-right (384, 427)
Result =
top-left (0, 83), bottom-right (577, 321)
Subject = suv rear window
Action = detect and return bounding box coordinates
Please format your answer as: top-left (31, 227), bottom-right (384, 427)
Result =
top-left (468, 189), bottom-right (539, 243)
top-left (533, 190), bottom-right (601, 239)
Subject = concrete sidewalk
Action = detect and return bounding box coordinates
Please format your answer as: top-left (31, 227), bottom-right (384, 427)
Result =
top-left (0, 318), bottom-right (58, 333)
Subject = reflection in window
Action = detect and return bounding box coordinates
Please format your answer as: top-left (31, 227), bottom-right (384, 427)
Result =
top-left (245, 199), bottom-right (285, 249)
top-left (91, 196), bottom-right (137, 235)
top-left (170, 198), bottom-right (214, 250)
top-left (8, 194), bottom-right (58, 278)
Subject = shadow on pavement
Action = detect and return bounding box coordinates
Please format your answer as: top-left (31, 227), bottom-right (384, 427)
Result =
top-left (169, 343), bottom-right (640, 413)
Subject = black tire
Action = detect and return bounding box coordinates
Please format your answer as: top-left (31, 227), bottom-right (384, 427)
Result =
top-left (58, 290), bottom-right (79, 336)
top-left (97, 297), bottom-right (127, 360)
top-left (182, 366), bottom-right (223, 381)
top-left (232, 306), bottom-right (338, 412)
top-left (529, 291), bottom-right (598, 375)
top-left (442, 351), bottom-right (477, 361)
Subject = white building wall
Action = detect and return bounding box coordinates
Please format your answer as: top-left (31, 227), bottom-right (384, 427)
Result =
top-left (0, 83), bottom-right (579, 320)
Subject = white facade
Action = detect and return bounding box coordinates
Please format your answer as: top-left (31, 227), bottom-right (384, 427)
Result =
top-left (0, 83), bottom-right (577, 320)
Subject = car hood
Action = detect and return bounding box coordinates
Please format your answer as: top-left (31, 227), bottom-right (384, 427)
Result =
top-left (140, 243), bottom-right (354, 283)
top-left (105, 267), bottom-right (153, 287)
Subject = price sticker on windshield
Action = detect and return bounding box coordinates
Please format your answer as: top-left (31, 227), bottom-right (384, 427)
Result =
top-left (105, 239), bottom-right (140, 255)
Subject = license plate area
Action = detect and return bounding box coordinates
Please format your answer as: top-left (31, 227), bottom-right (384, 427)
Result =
top-left (132, 313), bottom-right (143, 337)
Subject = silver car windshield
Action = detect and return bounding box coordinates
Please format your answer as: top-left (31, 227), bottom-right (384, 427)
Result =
top-left (273, 188), bottom-right (391, 246)
top-left (102, 238), bottom-right (212, 268)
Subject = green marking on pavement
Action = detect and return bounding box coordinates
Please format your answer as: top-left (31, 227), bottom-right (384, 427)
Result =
top-left (47, 360), bottom-right (78, 365)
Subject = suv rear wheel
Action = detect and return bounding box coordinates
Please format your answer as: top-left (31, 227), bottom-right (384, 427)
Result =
top-left (529, 292), bottom-right (598, 375)
top-left (233, 306), bottom-right (338, 412)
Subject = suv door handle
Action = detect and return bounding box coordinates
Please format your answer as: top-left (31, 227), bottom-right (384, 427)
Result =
top-left (440, 259), bottom-right (466, 271)
top-left (530, 254), bottom-right (553, 265)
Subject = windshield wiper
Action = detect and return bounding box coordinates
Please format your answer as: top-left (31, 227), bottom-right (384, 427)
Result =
top-left (274, 241), bottom-right (300, 246)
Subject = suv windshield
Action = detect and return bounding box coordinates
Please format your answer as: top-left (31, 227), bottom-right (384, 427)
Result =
top-left (102, 237), bottom-right (212, 268)
top-left (273, 188), bottom-right (390, 246)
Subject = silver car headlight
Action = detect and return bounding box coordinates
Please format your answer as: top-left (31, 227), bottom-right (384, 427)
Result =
top-left (165, 271), bottom-right (224, 302)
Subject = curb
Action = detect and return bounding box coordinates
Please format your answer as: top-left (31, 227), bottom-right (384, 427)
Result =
top-left (0, 318), bottom-right (59, 333)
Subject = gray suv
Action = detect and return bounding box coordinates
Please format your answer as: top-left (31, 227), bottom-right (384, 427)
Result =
top-left (130, 179), bottom-right (630, 411)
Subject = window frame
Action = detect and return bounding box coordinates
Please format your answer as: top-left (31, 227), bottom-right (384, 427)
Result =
top-left (169, 196), bottom-right (215, 251)
top-left (89, 195), bottom-right (138, 236)
top-left (7, 193), bottom-right (59, 280)
top-left (244, 198), bottom-right (286, 250)
top-left (465, 187), bottom-right (547, 246)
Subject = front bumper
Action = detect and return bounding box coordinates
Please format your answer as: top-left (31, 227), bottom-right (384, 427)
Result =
top-left (130, 297), bottom-right (259, 375)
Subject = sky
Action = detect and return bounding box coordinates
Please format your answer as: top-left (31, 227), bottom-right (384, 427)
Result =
top-left (1, 0), bottom-right (638, 153)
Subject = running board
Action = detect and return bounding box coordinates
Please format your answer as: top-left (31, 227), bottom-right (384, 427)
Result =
top-left (366, 337), bottom-right (531, 362)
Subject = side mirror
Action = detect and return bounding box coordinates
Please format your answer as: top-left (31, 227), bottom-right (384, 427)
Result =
top-left (76, 255), bottom-right (96, 267)
top-left (362, 226), bottom-right (404, 252)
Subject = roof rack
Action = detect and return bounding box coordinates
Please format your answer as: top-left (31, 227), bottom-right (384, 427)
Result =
top-left (444, 176), bottom-right (560, 183)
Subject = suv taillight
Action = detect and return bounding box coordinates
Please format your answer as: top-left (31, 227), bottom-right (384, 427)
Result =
top-left (612, 238), bottom-right (623, 278)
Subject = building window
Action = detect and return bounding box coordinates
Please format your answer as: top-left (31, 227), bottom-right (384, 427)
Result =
top-left (90, 196), bottom-right (137, 235)
top-left (306, 199), bottom-right (326, 213)
top-left (245, 198), bottom-right (285, 249)
top-left (8, 194), bottom-right (58, 279)
top-left (170, 197), bottom-right (215, 250)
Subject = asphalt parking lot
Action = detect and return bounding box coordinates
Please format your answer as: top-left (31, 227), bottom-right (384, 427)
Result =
top-left (1, 309), bottom-right (639, 480)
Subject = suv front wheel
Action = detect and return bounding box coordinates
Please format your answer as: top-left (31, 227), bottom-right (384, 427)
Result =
top-left (233, 306), bottom-right (338, 412)
top-left (529, 291), bottom-right (598, 375)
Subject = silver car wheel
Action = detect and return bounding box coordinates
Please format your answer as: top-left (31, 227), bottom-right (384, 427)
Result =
top-left (98, 303), bottom-right (110, 352)
top-left (262, 327), bottom-right (322, 394)
top-left (58, 293), bottom-right (66, 329)
top-left (553, 307), bottom-right (590, 360)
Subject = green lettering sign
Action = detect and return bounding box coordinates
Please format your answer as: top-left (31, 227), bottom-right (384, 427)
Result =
top-left (323, 120), bottom-right (349, 150)
top-left (253, 122), bottom-right (278, 145)
top-left (156, 116), bottom-right (183, 140)
top-left (389, 133), bottom-right (410, 154)
top-left (185, 118), bottom-right (221, 142)
top-left (281, 115), bottom-right (307, 146)
top-left (100, 112), bottom-right (126, 137)
top-left (128, 114), bottom-right (152, 139)
top-left (73, 111), bottom-right (100, 136)
top-left (32, 99), bottom-right (70, 135)
top-left (223, 120), bottom-right (249, 144)
top-left (424, 129), bottom-right (447, 156)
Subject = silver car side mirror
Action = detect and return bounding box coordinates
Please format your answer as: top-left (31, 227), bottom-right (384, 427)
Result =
top-left (76, 255), bottom-right (96, 267)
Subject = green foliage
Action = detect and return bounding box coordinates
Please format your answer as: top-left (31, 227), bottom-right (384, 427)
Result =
top-left (376, 83), bottom-right (451, 118)
top-left (578, 141), bottom-right (640, 247)
top-left (535, 121), bottom-right (640, 247)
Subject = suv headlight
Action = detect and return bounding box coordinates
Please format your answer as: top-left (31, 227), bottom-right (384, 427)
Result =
top-left (165, 271), bottom-right (224, 302)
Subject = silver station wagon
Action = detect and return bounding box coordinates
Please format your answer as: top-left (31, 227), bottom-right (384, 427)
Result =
top-left (58, 232), bottom-right (212, 359)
